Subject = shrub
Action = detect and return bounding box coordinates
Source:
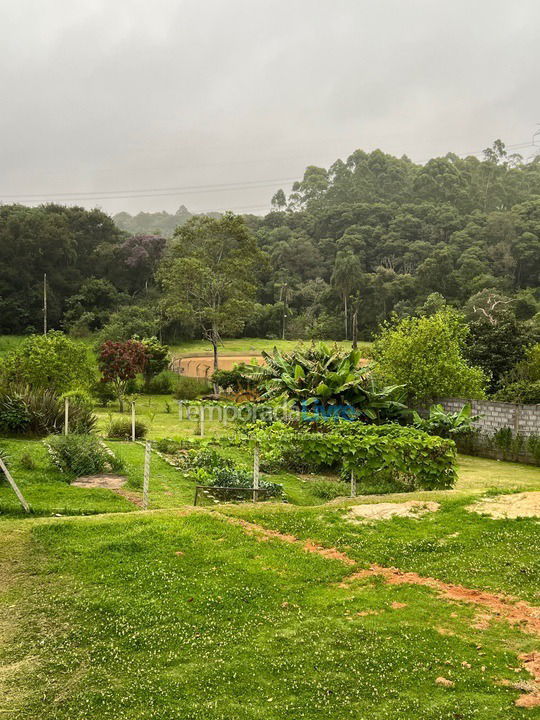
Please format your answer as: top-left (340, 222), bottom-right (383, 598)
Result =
top-left (19, 453), bottom-right (36, 471)
top-left (46, 435), bottom-right (124, 477)
top-left (492, 380), bottom-right (540, 405)
top-left (174, 376), bottom-right (212, 400)
top-left (212, 363), bottom-right (258, 393)
top-left (412, 404), bottom-right (478, 438)
top-left (0, 395), bottom-right (32, 432)
top-left (0, 386), bottom-right (96, 436)
top-left (311, 480), bottom-right (350, 500)
top-left (174, 447), bottom-right (283, 498)
top-left (90, 380), bottom-right (117, 406)
top-left (0, 331), bottom-right (95, 393)
top-left (139, 337), bottom-right (170, 390)
top-left (144, 371), bottom-right (174, 395)
top-left (250, 420), bottom-right (457, 491)
top-left (97, 306), bottom-right (159, 343)
top-left (107, 419), bottom-right (147, 439)
top-left (373, 311), bottom-right (487, 405)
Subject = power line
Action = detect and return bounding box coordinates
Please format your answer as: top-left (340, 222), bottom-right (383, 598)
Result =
top-left (0, 177), bottom-right (297, 203)
top-left (1, 136), bottom-right (537, 206)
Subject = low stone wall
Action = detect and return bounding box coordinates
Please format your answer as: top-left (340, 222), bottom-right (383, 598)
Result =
top-left (432, 398), bottom-right (540, 465)
top-left (435, 398), bottom-right (540, 438)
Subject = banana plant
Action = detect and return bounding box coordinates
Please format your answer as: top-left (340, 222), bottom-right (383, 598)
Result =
top-left (244, 343), bottom-right (407, 423)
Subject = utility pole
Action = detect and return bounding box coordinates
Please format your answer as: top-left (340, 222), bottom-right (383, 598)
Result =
top-left (43, 273), bottom-right (48, 334)
top-left (279, 283), bottom-right (289, 340)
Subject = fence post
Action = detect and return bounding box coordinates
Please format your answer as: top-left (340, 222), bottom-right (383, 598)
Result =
top-left (199, 406), bottom-right (205, 437)
top-left (350, 470), bottom-right (356, 498)
top-left (131, 402), bottom-right (136, 442)
top-left (0, 457), bottom-right (30, 513)
top-left (253, 444), bottom-right (260, 502)
top-left (143, 441), bottom-right (151, 510)
top-left (64, 396), bottom-right (69, 436)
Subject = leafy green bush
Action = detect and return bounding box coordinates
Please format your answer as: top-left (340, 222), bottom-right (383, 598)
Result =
top-left (373, 311), bottom-right (487, 405)
top-left (174, 447), bottom-right (283, 498)
top-left (311, 479), bottom-right (350, 500)
top-left (46, 435), bottom-right (124, 477)
top-left (1, 331), bottom-right (95, 393)
top-left (90, 380), bottom-right (117, 406)
top-left (212, 363), bottom-right (259, 393)
top-left (19, 453), bottom-right (36, 471)
top-left (250, 420), bottom-right (457, 491)
top-left (412, 404), bottom-right (478, 438)
top-left (492, 380), bottom-right (540, 404)
top-left (174, 376), bottom-right (212, 400)
top-left (139, 337), bottom-right (170, 390)
top-left (0, 395), bottom-right (32, 432)
top-left (144, 371), bottom-right (174, 395)
top-left (107, 419), bottom-right (147, 439)
top-left (0, 386), bottom-right (96, 436)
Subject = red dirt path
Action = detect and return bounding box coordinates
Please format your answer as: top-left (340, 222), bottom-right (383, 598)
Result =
top-left (218, 513), bottom-right (540, 706)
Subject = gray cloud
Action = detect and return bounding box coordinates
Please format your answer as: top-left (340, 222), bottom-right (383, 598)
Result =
top-left (0, 0), bottom-right (539, 215)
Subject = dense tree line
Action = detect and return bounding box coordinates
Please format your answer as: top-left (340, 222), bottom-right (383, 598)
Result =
top-left (1, 141), bottom-right (539, 382)
top-left (246, 140), bottom-right (540, 340)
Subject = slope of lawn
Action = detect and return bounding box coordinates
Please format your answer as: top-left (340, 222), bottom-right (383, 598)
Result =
top-left (0, 439), bottom-right (134, 518)
top-left (224, 492), bottom-right (540, 603)
top-left (2, 430), bottom-right (540, 519)
top-left (1, 509), bottom-right (537, 719)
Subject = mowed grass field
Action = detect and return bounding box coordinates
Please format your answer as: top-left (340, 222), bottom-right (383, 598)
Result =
top-left (0, 335), bottom-right (373, 359)
top-left (1, 433), bottom-right (540, 718)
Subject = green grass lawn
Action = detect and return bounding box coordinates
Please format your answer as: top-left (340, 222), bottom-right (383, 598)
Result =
top-left (0, 438), bottom-right (134, 518)
top-left (0, 335), bottom-right (373, 362)
top-left (1, 413), bottom-right (540, 717)
top-left (169, 337), bottom-right (372, 357)
top-left (1, 506), bottom-right (539, 719)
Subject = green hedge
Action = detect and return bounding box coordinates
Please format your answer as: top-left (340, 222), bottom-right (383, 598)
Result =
top-left (251, 421), bottom-right (457, 491)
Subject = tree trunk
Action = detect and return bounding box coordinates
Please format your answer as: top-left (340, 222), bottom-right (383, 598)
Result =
top-left (343, 295), bottom-right (348, 340)
top-left (352, 310), bottom-right (358, 350)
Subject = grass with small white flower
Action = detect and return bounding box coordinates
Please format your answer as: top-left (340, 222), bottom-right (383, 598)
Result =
top-left (1, 429), bottom-right (540, 718)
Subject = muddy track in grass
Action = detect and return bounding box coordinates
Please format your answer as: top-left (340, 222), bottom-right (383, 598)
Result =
top-left (217, 513), bottom-right (540, 706)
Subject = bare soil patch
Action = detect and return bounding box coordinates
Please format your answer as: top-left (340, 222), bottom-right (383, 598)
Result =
top-left (72, 474), bottom-right (126, 490)
top-left (348, 500), bottom-right (439, 522)
top-left (468, 491), bottom-right (540, 519)
top-left (175, 354), bottom-right (264, 378)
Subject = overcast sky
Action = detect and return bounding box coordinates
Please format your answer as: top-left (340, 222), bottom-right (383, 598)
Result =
top-left (0, 0), bottom-right (539, 216)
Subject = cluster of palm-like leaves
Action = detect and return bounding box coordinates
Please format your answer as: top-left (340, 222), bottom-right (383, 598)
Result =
top-left (245, 343), bottom-right (407, 423)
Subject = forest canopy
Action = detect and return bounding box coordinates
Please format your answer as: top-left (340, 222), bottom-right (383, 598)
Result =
top-left (1, 140), bottom-right (539, 348)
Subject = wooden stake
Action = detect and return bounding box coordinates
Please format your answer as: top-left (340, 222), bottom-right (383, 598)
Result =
top-left (0, 457), bottom-right (30, 513)
top-left (253, 444), bottom-right (260, 502)
top-left (64, 396), bottom-right (69, 436)
top-left (131, 402), bottom-right (136, 442)
top-left (143, 441), bottom-right (151, 510)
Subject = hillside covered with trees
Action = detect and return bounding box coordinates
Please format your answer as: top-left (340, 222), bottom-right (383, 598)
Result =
top-left (1, 140), bottom-right (539, 356)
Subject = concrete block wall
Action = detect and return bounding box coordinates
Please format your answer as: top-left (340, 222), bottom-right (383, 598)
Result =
top-left (435, 398), bottom-right (540, 438)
